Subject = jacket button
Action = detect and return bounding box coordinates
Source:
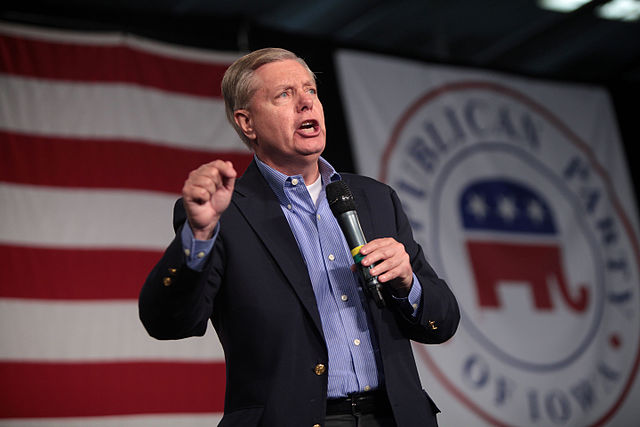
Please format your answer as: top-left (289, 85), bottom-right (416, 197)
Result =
top-left (168, 267), bottom-right (177, 276)
top-left (314, 363), bottom-right (326, 375)
top-left (163, 277), bottom-right (172, 287)
top-left (429, 320), bottom-right (438, 330)
top-left (313, 424), bottom-right (321, 427)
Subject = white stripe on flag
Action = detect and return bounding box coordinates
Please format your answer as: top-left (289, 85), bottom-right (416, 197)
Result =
top-left (0, 75), bottom-right (243, 151)
top-left (0, 414), bottom-right (223, 427)
top-left (0, 183), bottom-right (176, 249)
top-left (0, 300), bottom-right (224, 361)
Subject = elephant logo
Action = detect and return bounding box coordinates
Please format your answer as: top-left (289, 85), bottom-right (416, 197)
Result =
top-left (460, 179), bottom-right (589, 313)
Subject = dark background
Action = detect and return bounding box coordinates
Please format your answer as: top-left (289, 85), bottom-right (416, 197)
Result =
top-left (2, 0), bottom-right (638, 203)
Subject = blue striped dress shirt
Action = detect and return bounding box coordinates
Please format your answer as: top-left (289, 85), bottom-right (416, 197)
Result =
top-left (181, 156), bottom-right (422, 397)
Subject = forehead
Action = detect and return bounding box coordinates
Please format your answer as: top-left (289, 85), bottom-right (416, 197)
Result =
top-left (253, 59), bottom-right (315, 89)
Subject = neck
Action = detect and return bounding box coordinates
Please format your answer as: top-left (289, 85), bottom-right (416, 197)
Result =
top-left (256, 154), bottom-right (320, 183)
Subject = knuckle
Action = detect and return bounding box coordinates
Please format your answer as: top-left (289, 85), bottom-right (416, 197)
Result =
top-left (197, 187), bottom-right (209, 198)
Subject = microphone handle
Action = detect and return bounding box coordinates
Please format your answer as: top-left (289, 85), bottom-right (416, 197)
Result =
top-left (358, 264), bottom-right (386, 308)
top-left (338, 211), bottom-right (386, 308)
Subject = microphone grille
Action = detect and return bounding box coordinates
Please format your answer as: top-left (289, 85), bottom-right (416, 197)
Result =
top-left (326, 181), bottom-right (356, 216)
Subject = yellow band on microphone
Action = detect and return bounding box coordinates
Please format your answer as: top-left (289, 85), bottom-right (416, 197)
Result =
top-left (351, 245), bottom-right (365, 263)
top-left (351, 245), bottom-right (364, 257)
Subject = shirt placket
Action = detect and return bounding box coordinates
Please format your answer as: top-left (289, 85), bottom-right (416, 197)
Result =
top-left (316, 199), bottom-right (379, 392)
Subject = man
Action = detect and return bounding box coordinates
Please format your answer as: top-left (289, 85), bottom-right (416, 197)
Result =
top-left (139, 48), bottom-right (459, 427)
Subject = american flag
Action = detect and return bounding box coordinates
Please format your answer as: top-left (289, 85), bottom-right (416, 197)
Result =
top-left (0, 21), bottom-right (252, 426)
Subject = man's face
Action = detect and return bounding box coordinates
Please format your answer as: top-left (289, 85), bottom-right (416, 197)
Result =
top-left (235, 59), bottom-right (326, 173)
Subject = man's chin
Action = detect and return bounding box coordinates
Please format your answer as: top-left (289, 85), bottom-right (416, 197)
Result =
top-left (295, 140), bottom-right (325, 157)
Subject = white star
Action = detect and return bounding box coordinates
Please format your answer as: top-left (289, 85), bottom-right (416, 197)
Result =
top-left (527, 199), bottom-right (545, 223)
top-left (467, 193), bottom-right (488, 220)
top-left (497, 196), bottom-right (518, 222)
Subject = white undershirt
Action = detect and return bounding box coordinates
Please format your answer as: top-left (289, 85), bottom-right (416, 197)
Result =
top-left (306, 175), bottom-right (323, 207)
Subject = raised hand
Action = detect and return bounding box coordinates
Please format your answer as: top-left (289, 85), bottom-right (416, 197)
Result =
top-left (182, 160), bottom-right (237, 240)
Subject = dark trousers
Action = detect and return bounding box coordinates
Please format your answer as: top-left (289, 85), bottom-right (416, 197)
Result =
top-left (325, 413), bottom-right (397, 427)
top-left (325, 389), bottom-right (396, 427)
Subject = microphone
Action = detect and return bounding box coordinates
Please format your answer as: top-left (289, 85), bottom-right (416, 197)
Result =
top-left (326, 181), bottom-right (385, 308)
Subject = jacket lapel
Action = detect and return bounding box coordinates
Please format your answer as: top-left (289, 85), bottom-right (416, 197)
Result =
top-left (232, 161), bottom-right (325, 337)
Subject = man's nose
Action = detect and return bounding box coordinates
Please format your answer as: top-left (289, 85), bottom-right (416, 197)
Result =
top-left (297, 92), bottom-right (314, 112)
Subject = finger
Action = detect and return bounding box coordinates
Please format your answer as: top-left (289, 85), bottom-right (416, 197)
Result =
top-left (188, 173), bottom-right (218, 191)
top-left (377, 267), bottom-right (400, 283)
top-left (374, 260), bottom-right (413, 287)
top-left (218, 160), bottom-right (237, 179)
top-left (202, 160), bottom-right (236, 180)
top-left (203, 161), bottom-right (236, 191)
top-left (360, 237), bottom-right (400, 257)
top-left (364, 241), bottom-right (410, 281)
top-left (361, 241), bottom-right (401, 267)
top-left (184, 174), bottom-right (218, 202)
top-left (220, 164), bottom-right (237, 190)
top-left (359, 238), bottom-right (387, 256)
top-left (193, 162), bottom-right (234, 189)
top-left (368, 255), bottom-right (403, 277)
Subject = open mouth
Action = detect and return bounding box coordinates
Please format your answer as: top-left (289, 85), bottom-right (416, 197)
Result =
top-left (298, 120), bottom-right (319, 134)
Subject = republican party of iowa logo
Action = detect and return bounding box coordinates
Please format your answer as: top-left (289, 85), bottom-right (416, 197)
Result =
top-left (381, 82), bottom-right (640, 426)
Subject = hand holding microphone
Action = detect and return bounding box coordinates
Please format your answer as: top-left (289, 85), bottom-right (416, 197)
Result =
top-left (326, 181), bottom-right (415, 307)
top-left (326, 180), bottom-right (386, 307)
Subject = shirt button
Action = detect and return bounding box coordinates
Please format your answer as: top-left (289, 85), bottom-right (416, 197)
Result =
top-left (317, 214), bottom-right (321, 220)
top-left (328, 254), bottom-right (335, 261)
top-left (353, 339), bottom-right (361, 346)
top-left (364, 385), bottom-right (371, 392)
top-left (412, 303), bottom-right (418, 310)
top-left (291, 178), bottom-right (299, 186)
top-left (287, 204), bottom-right (292, 210)
top-left (197, 251), bottom-right (206, 259)
top-left (341, 294), bottom-right (348, 302)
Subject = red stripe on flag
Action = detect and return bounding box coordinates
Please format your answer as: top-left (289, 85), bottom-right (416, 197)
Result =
top-left (0, 33), bottom-right (229, 98)
top-left (0, 245), bottom-right (164, 300)
top-left (0, 131), bottom-right (252, 194)
top-left (0, 361), bottom-right (225, 418)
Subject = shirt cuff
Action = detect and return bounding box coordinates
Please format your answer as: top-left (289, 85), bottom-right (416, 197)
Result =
top-left (392, 273), bottom-right (423, 318)
top-left (180, 221), bottom-right (218, 272)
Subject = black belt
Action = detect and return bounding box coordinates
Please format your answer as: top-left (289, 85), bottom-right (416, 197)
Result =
top-left (326, 389), bottom-right (392, 416)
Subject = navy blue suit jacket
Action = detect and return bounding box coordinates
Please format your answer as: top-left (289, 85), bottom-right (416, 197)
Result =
top-left (139, 160), bottom-right (460, 427)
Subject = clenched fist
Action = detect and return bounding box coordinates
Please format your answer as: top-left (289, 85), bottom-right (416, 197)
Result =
top-left (182, 160), bottom-right (237, 240)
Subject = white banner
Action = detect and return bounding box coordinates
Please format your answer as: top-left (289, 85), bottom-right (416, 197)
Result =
top-left (336, 49), bottom-right (640, 427)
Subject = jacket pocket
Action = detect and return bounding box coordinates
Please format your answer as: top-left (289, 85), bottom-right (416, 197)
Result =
top-left (218, 406), bottom-right (264, 427)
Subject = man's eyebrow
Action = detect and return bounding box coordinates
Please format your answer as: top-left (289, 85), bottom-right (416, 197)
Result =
top-left (270, 81), bottom-right (316, 92)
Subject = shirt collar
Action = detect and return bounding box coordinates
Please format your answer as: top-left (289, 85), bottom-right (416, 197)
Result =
top-left (254, 155), bottom-right (341, 206)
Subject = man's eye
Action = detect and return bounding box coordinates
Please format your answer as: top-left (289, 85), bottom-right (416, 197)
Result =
top-left (308, 88), bottom-right (317, 95)
top-left (278, 91), bottom-right (289, 98)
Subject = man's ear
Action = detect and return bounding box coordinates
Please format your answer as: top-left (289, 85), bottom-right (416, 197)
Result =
top-left (234, 110), bottom-right (256, 141)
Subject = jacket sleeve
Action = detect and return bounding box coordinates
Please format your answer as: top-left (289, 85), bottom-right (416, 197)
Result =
top-left (388, 187), bottom-right (461, 344)
top-left (138, 199), bottom-right (221, 340)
